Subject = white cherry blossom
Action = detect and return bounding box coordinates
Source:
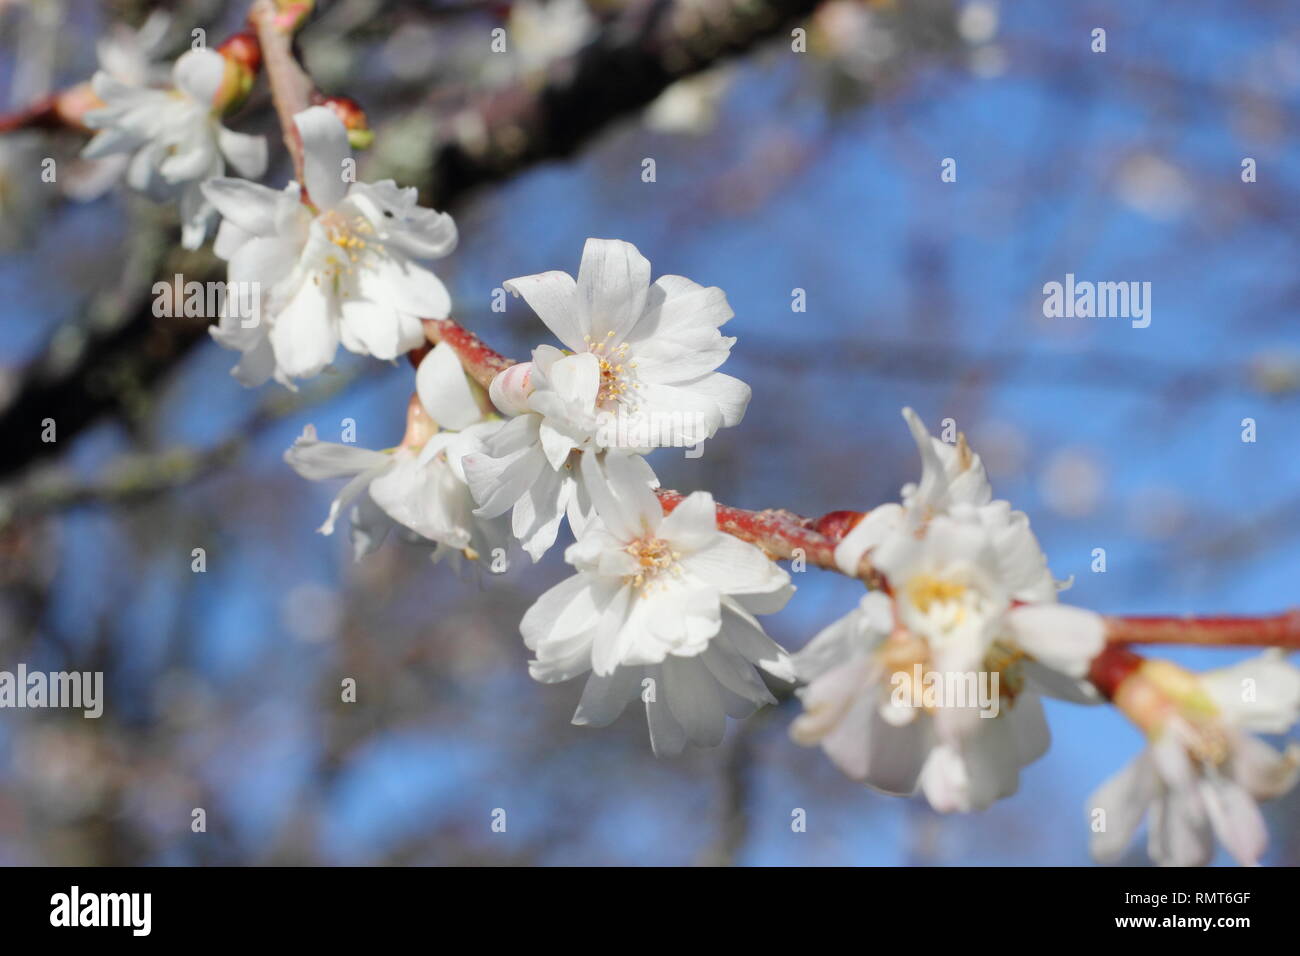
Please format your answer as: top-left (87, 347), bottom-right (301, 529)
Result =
top-left (791, 490), bottom-right (1106, 811)
top-left (790, 590), bottom-right (1058, 811)
top-left (62, 11), bottom-right (172, 202)
top-left (82, 48), bottom-right (267, 249)
top-left (465, 237), bottom-right (750, 560)
top-left (835, 407), bottom-right (993, 576)
top-left (521, 453), bottom-right (794, 755)
top-left (1089, 653), bottom-right (1300, 866)
top-left (869, 504), bottom-right (1064, 680)
top-left (95, 11), bottom-right (172, 88)
top-left (283, 342), bottom-right (508, 563)
top-left (202, 106), bottom-right (457, 384)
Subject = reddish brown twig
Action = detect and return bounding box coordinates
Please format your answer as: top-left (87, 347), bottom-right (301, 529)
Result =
top-left (419, 318), bottom-right (880, 578)
top-left (420, 318), bottom-right (518, 389)
top-left (0, 94), bottom-right (62, 134)
top-left (657, 490), bottom-right (883, 587)
top-left (421, 316), bottom-right (1300, 650)
top-left (250, 0), bottom-right (314, 187)
top-left (1103, 610), bottom-right (1300, 650)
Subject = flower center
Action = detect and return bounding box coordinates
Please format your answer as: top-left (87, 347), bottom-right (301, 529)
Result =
top-left (905, 573), bottom-right (968, 616)
top-left (315, 210), bottom-right (380, 288)
top-left (585, 331), bottom-right (638, 407)
top-left (898, 570), bottom-right (994, 644)
top-left (1187, 724), bottom-right (1231, 766)
top-left (624, 536), bottom-right (681, 592)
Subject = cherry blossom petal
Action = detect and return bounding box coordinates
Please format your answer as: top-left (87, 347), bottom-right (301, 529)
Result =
top-left (574, 238), bottom-right (651, 342)
top-left (269, 277), bottom-right (339, 379)
top-left (294, 105), bottom-right (351, 211)
top-left (1200, 776), bottom-right (1267, 866)
top-left (572, 666), bottom-right (643, 728)
top-left (201, 178), bottom-right (284, 236)
top-left (416, 341), bottom-right (482, 430)
top-left (503, 270), bottom-right (582, 350)
top-left (1006, 603), bottom-right (1106, 679)
top-left (171, 48), bottom-right (224, 105)
top-left (1086, 752), bottom-right (1157, 863)
top-left (663, 655), bottom-right (727, 748)
top-left (217, 127), bottom-right (268, 178)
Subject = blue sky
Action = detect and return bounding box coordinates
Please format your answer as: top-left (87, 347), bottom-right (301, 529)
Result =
top-left (1, 0), bottom-right (1298, 865)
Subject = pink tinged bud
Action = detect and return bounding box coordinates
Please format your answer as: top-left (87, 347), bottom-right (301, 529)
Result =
top-left (217, 32), bottom-right (262, 74)
top-left (213, 50), bottom-right (258, 114)
top-left (489, 362), bottom-right (534, 416)
top-left (273, 1), bottom-right (315, 32)
top-left (318, 96), bottom-right (373, 149)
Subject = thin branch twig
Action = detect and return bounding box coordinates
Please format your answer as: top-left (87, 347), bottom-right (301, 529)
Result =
top-left (1103, 611), bottom-right (1300, 650)
top-left (250, 0), bottom-right (315, 187)
top-left (422, 316), bottom-right (1300, 650)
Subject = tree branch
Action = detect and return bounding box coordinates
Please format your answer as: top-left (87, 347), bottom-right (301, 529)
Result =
top-left (424, 315), bottom-right (1300, 649)
top-left (0, 359), bottom-right (380, 528)
top-left (1103, 611), bottom-right (1300, 650)
top-left (424, 0), bottom-right (825, 206)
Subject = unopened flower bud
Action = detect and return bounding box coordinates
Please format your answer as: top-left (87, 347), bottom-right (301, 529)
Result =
top-left (813, 510), bottom-right (865, 544)
top-left (218, 32), bottom-right (262, 74)
top-left (213, 35), bottom-right (261, 114)
top-left (489, 362), bottom-right (534, 416)
top-left (318, 95), bottom-right (373, 149)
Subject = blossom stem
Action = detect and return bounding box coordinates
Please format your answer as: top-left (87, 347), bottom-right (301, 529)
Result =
top-left (420, 318), bottom-right (519, 389)
top-left (1087, 645), bottom-right (1145, 700)
top-left (417, 317), bottom-right (1300, 646)
top-left (1103, 610), bottom-right (1300, 649)
top-left (0, 82), bottom-right (110, 134)
top-left (418, 318), bottom-right (885, 582)
top-left (250, 0), bottom-right (314, 188)
top-left (656, 490), bottom-right (883, 587)
top-left (0, 94), bottom-right (61, 133)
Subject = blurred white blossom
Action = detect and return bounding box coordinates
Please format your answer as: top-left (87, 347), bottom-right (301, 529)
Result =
top-left (83, 48), bottom-right (267, 248)
top-left (1090, 653), bottom-right (1300, 866)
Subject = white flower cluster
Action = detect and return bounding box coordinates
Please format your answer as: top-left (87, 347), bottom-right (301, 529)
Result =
top-left (84, 47), bottom-right (267, 249)
top-left (462, 237), bottom-right (781, 755)
top-left (465, 236), bottom-right (751, 560)
top-left (1088, 653), bottom-right (1300, 866)
top-left (790, 408), bottom-right (1101, 812)
top-left (80, 34), bottom-right (1300, 867)
top-left (203, 108), bottom-right (457, 386)
top-left (283, 340), bottom-right (508, 565)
